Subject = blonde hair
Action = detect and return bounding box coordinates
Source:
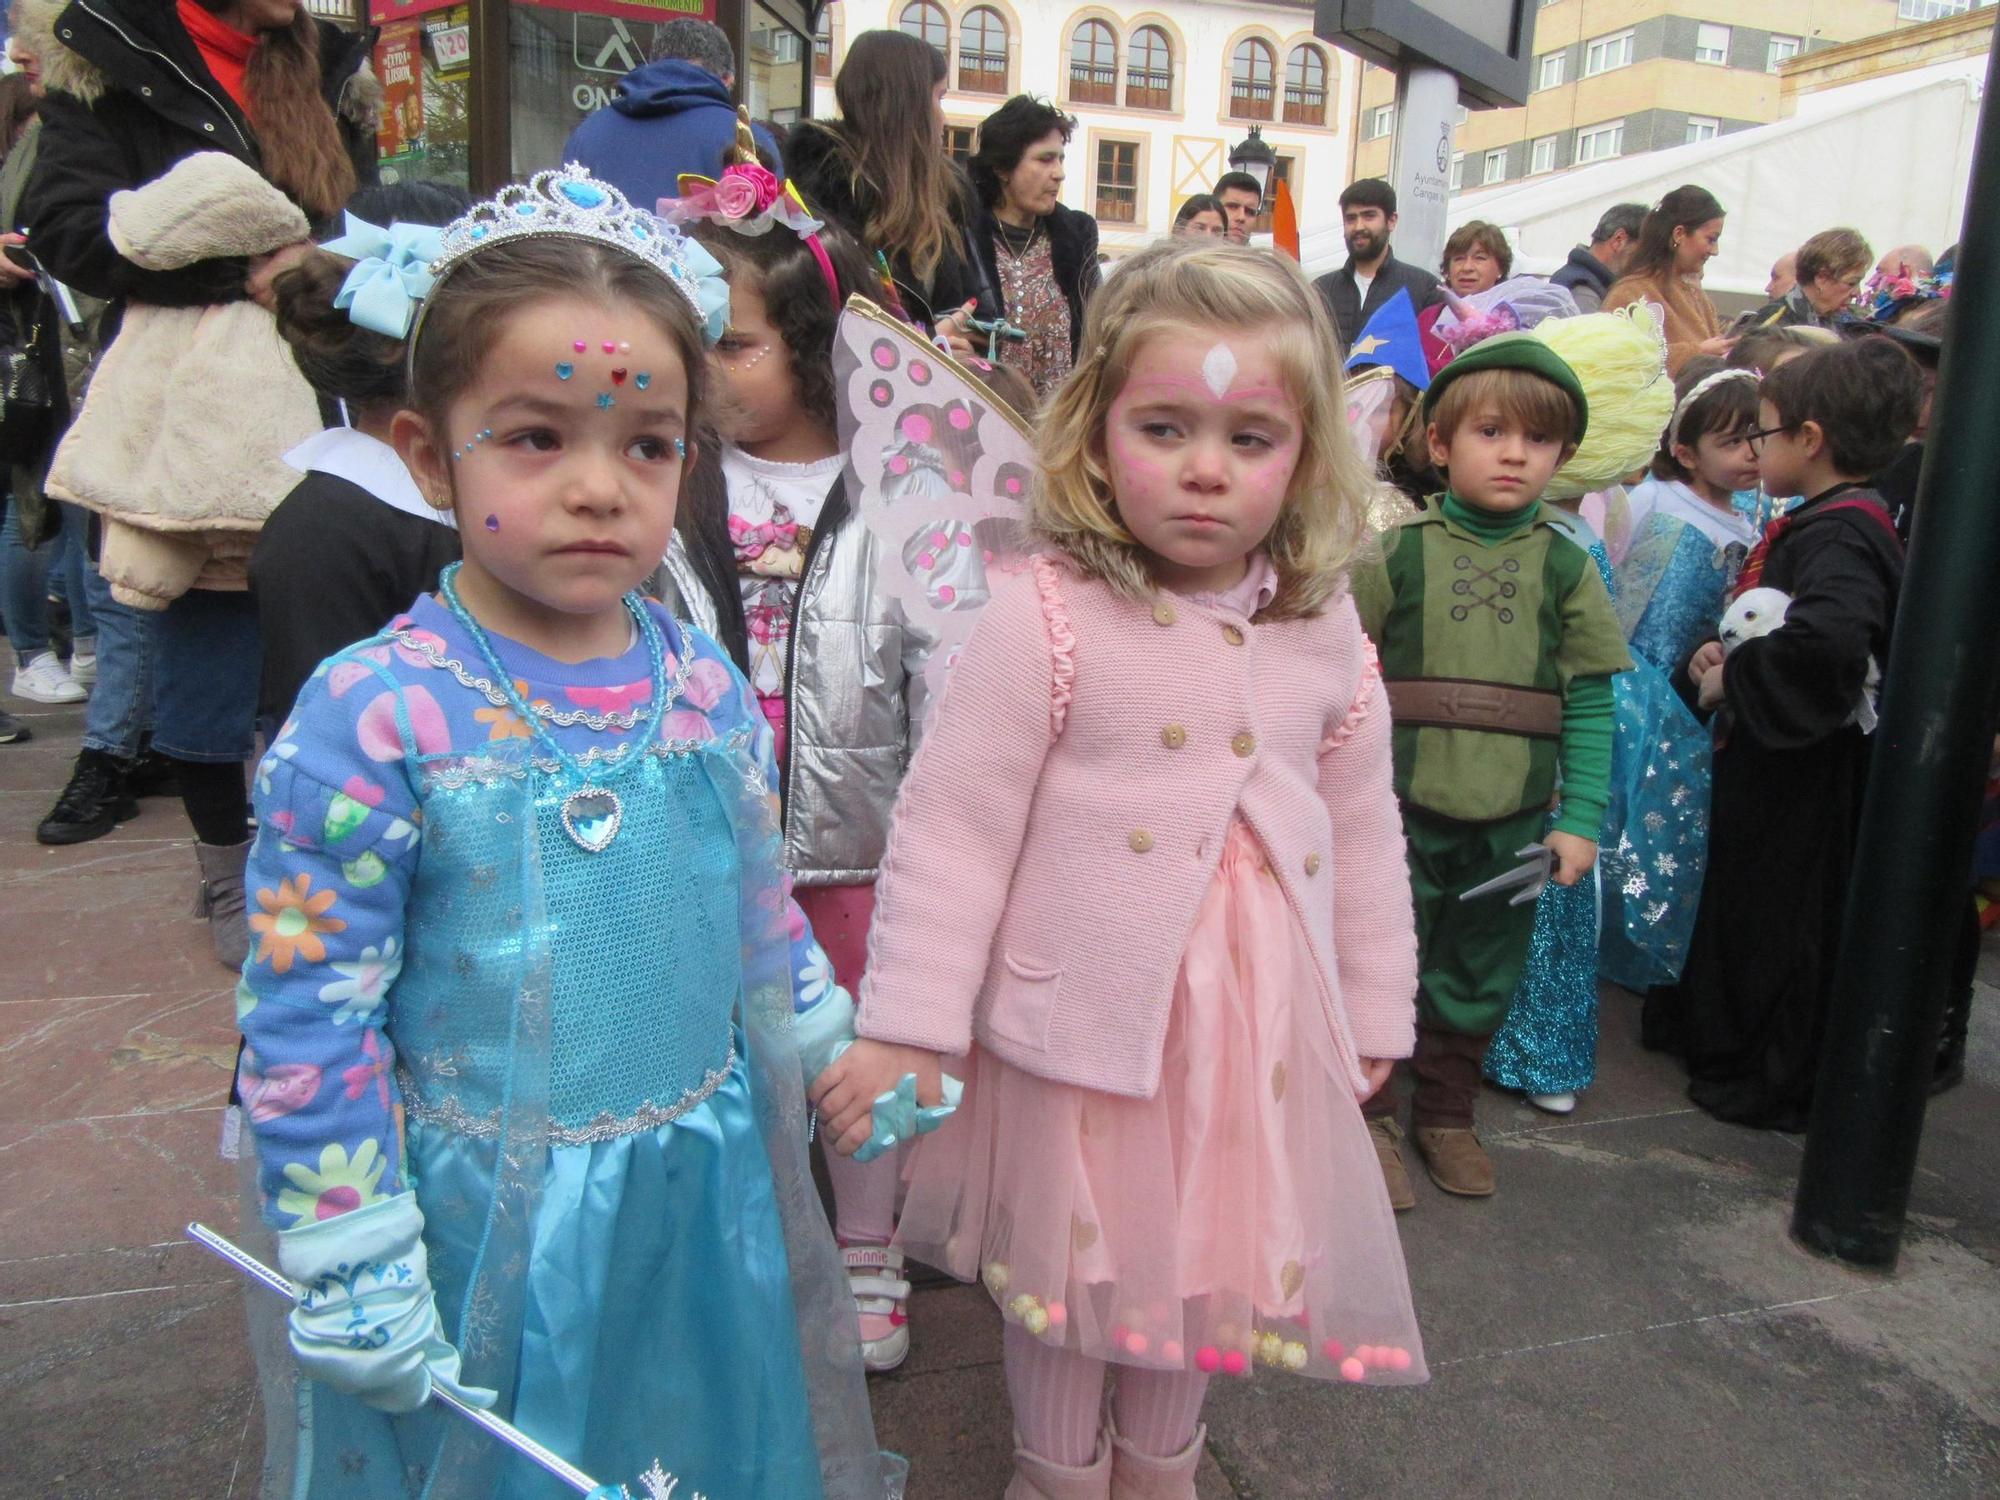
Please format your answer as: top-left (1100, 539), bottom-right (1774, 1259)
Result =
top-left (1034, 240), bottom-right (1375, 620)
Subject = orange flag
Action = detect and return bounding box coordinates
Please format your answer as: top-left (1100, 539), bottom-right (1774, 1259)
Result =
top-left (1271, 178), bottom-right (1301, 263)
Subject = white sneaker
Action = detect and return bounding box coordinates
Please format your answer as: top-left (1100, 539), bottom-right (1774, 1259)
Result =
top-left (12, 650), bottom-right (86, 703)
top-left (68, 648), bottom-right (97, 687)
top-left (842, 1243), bottom-right (911, 1373)
top-left (1528, 1091), bottom-right (1578, 1115)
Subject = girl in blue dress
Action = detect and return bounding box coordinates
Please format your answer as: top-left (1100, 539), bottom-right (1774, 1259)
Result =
top-left (234, 169), bottom-right (894, 1500)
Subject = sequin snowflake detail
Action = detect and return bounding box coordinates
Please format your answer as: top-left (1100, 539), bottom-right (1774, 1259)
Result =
top-left (1670, 786), bottom-right (1690, 806)
top-left (1654, 853), bottom-right (1679, 876)
top-left (627, 1460), bottom-right (708, 1499)
top-left (1644, 901), bottom-right (1671, 924)
top-left (1643, 811), bottom-right (1667, 832)
top-left (1623, 873), bottom-right (1649, 898)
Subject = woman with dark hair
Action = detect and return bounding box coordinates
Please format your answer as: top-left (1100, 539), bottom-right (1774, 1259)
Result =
top-left (1602, 185), bottom-right (1734, 373)
top-left (966, 93), bottom-right (1099, 401)
top-left (784, 28), bottom-right (991, 352)
top-left (1441, 220), bottom-right (1511, 296)
top-left (1172, 193), bottom-right (1226, 239)
top-left (27, 0), bottom-right (379, 965)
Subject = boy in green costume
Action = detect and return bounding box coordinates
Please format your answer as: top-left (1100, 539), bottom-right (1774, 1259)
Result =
top-left (1351, 334), bottom-right (1631, 1203)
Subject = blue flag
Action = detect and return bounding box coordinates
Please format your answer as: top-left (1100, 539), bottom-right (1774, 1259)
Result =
top-left (1344, 288), bottom-right (1430, 391)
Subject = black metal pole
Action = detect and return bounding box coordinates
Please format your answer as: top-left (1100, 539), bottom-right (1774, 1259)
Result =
top-left (1792, 42), bottom-right (2000, 1268)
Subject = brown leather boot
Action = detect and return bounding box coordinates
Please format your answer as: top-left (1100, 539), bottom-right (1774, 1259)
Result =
top-left (1109, 1418), bottom-right (1205, 1500)
top-left (1413, 1126), bottom-right (1496, 1197)
top-left (1005, 1433), bottom-right (1112, 1500)
top-left (1368, 1117), bottom-right (1416, 1211)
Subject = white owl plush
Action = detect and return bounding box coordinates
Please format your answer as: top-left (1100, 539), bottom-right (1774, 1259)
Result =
top-left (1717, 587), bottom-right (1881, 732)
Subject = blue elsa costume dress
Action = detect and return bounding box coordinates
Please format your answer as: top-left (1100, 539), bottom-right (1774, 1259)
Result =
top-left (1595, 478), bottom-right (1754, 989)
top-left (236, 582), bottom-right (893, 1500)
top-left (1484, 508), bottom-right (1710, 1093)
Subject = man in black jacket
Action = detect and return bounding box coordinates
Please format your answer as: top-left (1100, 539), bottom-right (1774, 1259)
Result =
top-left (1550, 203), bottom-right (1646, 313)
top-left (1311, 179), bottom-right (1441, 349)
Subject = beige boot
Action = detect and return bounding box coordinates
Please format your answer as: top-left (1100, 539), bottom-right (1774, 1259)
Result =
top-left (1368, 1117), bottom-right (1416, 1211)
top-left (1109, 1418), bottom-right (1206, 1500)
top-left (1004, 1432), bottom-right (1112, 1500)
top-left (1413, 1125), bottom-right (1496, 1197)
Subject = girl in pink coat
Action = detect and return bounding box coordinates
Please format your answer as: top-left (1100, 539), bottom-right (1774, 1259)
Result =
top-left (812, 240), bottom-right (1426, 1499)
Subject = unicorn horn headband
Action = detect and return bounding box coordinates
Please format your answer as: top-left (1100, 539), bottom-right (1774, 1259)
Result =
top-left (1668, 366), bottom-right (1759, 450)
top-left (411, 165), bottom-right (731, 358)
top-left (658, 164), bottom-right (843, 314)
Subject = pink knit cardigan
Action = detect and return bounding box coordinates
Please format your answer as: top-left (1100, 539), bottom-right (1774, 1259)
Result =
top-left (857, 556), bottom-right (1419, 1100)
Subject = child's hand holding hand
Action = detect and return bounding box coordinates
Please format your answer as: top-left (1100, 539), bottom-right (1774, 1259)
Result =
top-left (1696, 661), bottom-right (1726, 711)
top-left (1543, 831), bottom-right (1598, 887)
top-left (811, 1039), bottom-right (947, 1157)
top-left (1687, 639), bottom-right (1725, 687)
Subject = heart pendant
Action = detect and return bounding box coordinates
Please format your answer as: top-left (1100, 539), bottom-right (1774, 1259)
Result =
top-left (559, 787), bottom-right (622, 853)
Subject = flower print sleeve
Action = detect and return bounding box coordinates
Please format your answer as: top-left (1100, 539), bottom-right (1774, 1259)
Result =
top-left (239, 663), bottom-right (427, 1231)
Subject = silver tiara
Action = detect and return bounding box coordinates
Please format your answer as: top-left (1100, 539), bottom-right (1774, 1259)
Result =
top-left (428, 165), bottom-right (708, 328)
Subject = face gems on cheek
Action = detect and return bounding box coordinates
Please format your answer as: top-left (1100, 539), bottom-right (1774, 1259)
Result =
top-left (597, 392), bottom-right (615, 409)
top-left (635, 372), bottom-right (653, 391)
top-left (573, 340), bottom-right (586, 353)
top-left (484, 515), bottom-right (499, 533)
top-left (453, 428), bottom-right (494, 461)
top-left (1201, 343), bottom-right (1240, 399)
top-left (555, 362), bottom-right (575, 380)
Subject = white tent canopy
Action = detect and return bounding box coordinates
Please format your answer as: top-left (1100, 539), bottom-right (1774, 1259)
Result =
top-left (1302, 57), bottom-right (1985, 297)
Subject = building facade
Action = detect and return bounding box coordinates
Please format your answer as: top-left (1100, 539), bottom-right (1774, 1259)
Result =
top-left (1348, 1), bottom-right (1918, 194)
top-left (815, 1), bottom-right (1360, 255)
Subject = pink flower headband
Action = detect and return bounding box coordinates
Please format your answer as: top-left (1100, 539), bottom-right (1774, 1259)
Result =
top-left (658, 164), bottom-right (841, 313)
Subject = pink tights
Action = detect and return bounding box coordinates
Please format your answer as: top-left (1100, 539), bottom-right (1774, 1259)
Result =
top-left (1002, 1323), bottom-right (1209, 1466)
top-left (823, 1138), bottom-right (903, 1246)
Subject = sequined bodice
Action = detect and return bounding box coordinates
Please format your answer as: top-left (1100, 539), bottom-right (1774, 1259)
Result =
top-left (395, 745), bottom-right (742, 1143)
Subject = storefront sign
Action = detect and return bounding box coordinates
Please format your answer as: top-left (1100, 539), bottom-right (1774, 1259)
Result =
top-left (375, 18), bottom-right (425, 162)
top-left (431, 22), bottom-right (472, 70)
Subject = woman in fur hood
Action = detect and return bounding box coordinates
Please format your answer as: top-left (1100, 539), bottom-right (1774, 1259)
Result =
top-left (26, 0), bottom-right (379, 968)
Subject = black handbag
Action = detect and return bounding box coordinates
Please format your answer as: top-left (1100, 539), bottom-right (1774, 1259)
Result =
top-left (0, 290), bottom-right (55, 466)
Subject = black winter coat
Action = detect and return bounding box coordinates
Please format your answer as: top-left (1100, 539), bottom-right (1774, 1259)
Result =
top-left (28, 0), bottom-right (377, 309)
top-left (968, 201), bottom-right (1100, 360)
top-left (783, 119), bottom-right (997, 333)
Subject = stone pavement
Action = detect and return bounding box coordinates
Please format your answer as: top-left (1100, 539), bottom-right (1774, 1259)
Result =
top-left (1, 693), bottom-right (1995, 1500)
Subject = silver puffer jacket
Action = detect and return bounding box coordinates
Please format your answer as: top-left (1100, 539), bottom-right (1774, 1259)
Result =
top-left (656, 494), bottom-right (934, 885)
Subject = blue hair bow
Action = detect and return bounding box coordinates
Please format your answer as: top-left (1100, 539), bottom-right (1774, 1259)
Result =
top-left (320, 212), bottom-right (447, 339)
top-left (677, 232), bottom-right (732, 347)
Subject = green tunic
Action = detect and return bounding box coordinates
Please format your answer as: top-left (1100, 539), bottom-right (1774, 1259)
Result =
top-left (1351, 500), bottom-right (1631, 824)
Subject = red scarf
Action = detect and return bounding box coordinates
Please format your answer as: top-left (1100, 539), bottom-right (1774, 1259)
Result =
top-left (176, 0), bottom-right (258, 115)
top-left (1729, 489), bottom-right (1900, 603)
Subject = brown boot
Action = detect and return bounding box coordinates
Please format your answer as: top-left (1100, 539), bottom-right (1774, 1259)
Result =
top-left (1368, 1117), bottom-right (1416, 1211)
top-left (1413, 1126), bottom-right (1495, 1197)
top-left (1109, 1418), bottom-right (1205, 1500)
top-left (1005, 1433), bottom-right (1112, 1500)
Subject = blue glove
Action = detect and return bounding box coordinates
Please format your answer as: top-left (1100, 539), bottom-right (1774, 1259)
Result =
top-left (277, 1191), bottom-right (497, 1415)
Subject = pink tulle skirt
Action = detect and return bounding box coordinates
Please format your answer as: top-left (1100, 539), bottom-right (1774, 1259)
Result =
top-left (896, 822), bottom-right (1427, 1386)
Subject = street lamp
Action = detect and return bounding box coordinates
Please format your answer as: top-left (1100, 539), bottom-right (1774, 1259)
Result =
top-left (1227, 125), bottom-right (1277, 205)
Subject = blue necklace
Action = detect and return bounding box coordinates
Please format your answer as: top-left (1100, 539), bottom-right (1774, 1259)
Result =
top-left (437, 561), bottom-right (679, 852)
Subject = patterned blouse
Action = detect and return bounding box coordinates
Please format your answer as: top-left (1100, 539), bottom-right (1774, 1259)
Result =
top-left (991, 219), bottom-right (1073, 401)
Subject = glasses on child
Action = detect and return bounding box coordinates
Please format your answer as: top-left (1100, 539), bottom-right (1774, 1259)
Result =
top-left (1742, 424), bottom-right (1795, 451)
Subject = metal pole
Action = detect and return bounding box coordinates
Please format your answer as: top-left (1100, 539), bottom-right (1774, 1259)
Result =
top-left (1791, 41), bottom-right (2000, 1269)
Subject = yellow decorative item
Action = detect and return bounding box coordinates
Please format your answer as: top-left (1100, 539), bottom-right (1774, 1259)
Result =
top-left (1530, 302), bottom-right (1675, 502)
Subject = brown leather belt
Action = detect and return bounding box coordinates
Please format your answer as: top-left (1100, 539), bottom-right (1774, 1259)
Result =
top-left (1385, 677), bottom-right (1563, 740)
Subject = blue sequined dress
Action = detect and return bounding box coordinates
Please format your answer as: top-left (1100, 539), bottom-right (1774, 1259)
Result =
top-left (236, 595), bottom-right (891, 1500)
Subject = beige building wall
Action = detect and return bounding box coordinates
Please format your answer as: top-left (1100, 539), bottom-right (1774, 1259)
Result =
top-left (1349, 1), bottom-right (1905, 189)
top-left (1779, 5), bottom-right (1997, 105)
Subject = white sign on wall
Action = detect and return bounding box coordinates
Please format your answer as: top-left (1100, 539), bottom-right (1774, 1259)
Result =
top-left (1389, 62), bottom-right (1456, 276)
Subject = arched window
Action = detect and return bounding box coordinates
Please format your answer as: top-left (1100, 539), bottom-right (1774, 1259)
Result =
top-left (1230, 37), bottom-right (1276, 121)
top-left (1126, 24), bottom-right (1172, 111)
top-left (813, 6), bottom-right (834, 78)
top-left (898, 1), bottom-right (948, 54)
top-left (1284, 43), bottom-right (1328, 125)
top-left (1069, 19), bottom-right (1118, 106)
top-left (959, 6), bottom-right (1009, 94)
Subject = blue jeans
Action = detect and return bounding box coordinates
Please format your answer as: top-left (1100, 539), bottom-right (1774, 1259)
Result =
top-left (152, 588), bottom-right (260, 764)
top-left (1, 501), bottom-right (96, 662)
top-left (79, 561), bottom-right (156, 760)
